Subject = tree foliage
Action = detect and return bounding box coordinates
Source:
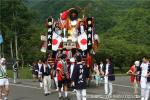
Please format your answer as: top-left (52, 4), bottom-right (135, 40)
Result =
top-left (1, 0), bottom-right (150, 68)
top-left (0, 0), bottom-right (43, 63)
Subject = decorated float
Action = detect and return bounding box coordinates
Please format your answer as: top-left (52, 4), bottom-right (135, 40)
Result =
top-left (41, 8), bottom-right (99, 67)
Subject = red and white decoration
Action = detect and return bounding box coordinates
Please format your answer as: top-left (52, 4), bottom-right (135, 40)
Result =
top-left (52, 32), bottom-right (62, 51)
top-left (78, 32), bottom-right (87, 51)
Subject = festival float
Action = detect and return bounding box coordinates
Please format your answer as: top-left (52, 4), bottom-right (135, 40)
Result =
top-left (41, 8), bottom-right (99, 67)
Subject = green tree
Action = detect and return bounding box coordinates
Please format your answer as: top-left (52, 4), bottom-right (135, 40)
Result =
top-left (0, 0), bottom-right (42, 64)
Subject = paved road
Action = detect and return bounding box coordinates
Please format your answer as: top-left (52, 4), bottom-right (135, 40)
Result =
top-left (9, 84), bottom-right (99, 100)
top-left (7, 76), bottom-right (144, 100)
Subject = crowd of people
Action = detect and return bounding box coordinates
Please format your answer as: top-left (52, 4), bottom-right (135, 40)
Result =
top-left (0, 53), bottom-right (150, 100)
top-left (30, 51), bottom-right (91, 100)
top-left (127, 56), bottom-right (150, 100)
top-left (30, 53), bottom-right (150, 100)
top-left (29, 49), bottom-right (116, 100)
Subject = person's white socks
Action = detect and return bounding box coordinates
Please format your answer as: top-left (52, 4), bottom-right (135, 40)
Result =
top-left (61, 87), bottom-right (63, 92)
top-left (141, 88), bottom-right (145, 99)
top-left (65, 91), bottom-right (68, 97)
top-left (145, 89), bottom-right (150, 100)
top-left (40, 82), bottom-right (43, 87)
top-left (109, 82), bottom-right (113, 95)
top-left (58, 91), bottom-right (68, 97)
top-left (4, 96), bottom-right (8, 100)
top-left (58, 92), bottom-right (62, 97)
top-left (54, 77), bottom-right (58, 90)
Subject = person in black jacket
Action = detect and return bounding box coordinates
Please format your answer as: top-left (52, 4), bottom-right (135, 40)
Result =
top-left (30, 61), bottom-right (38, 81)
top-left (40, 60), bottom-right (52, 96)
top-left (102, 58), bottom-right (115, 95)
top-left (72, 55), bottom-right (88, 100)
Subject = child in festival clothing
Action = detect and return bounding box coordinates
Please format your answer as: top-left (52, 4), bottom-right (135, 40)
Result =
top-left (127, 61), bottom-right (140, 97)
top-left (99, 61), bottom-right (104, 82)
top-left (57, 54), bottom-right (70, 100)
top-left (72, 55), bottom-right (89, 100)
top-left (94, 62), bottom-right (101, 86)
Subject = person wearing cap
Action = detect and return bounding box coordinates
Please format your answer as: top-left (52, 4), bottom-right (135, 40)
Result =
top-left (69, 57), bottom-right (76, 92)
top-left (139, 57), bottom-right (150, 100)
top-left (56, 54), bottom-right (70, 100)
top-left (0, 58), bottom-right (9, 100)
top-left (72, 55), bottom-right (89, 100)
top-left (127, 61), bottom-right (140, 97)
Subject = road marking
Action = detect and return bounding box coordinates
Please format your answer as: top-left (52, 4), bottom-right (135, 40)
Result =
top-left (11, 83), bottom-right (41, 90)
top-left (93, 81), bottom-right (133, 88)
top-left (112, 83), bottom-right (133, 88)
top-left (11, 83), bottom-right (114, 100)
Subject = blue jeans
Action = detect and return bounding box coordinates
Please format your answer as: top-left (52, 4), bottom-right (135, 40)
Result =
top-left (95, 76), bottom-right (101, 85)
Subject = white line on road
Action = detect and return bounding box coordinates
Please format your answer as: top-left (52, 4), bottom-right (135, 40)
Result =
top-left (10, 83), bottom-right (114, 100)
top-left (11, 83), bottom-right (41, 90)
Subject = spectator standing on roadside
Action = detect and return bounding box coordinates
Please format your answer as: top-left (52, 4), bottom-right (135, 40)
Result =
top-left (30, 61), bottom-right (38, 81)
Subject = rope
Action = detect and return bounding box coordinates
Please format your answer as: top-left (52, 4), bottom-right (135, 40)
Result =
top-left (91, 74), bottom-right (150, 77)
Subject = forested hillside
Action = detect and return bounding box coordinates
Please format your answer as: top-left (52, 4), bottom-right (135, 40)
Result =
top-left (1, 0), bottom-right (150, 68)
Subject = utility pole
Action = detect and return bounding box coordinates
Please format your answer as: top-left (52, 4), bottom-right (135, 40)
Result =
top-left (12, 0), bottom-right (19, 79)
top-left (12, 0), bottom-right (19, 62)
top-left (15, 32), bottom-right (19, 61)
